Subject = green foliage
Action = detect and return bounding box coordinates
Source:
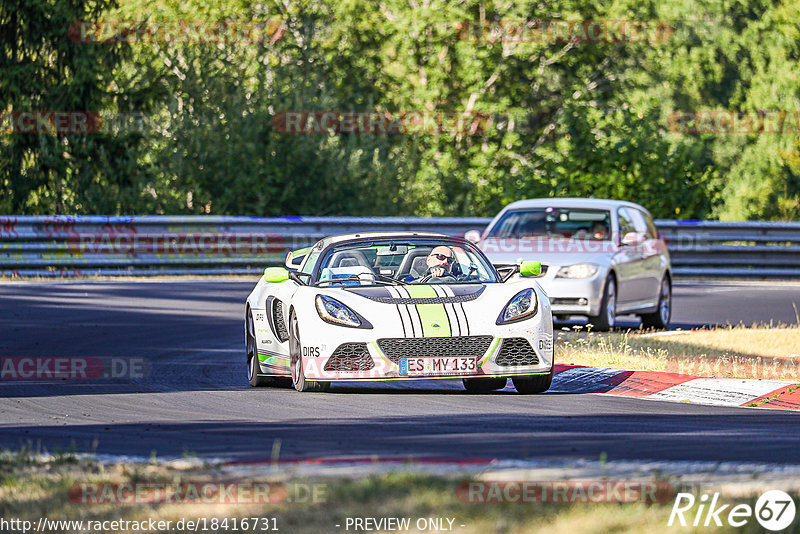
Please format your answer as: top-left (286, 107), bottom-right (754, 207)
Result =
top-left (1, 0), bottom-right (798, 219)
top-left (0, 0), bottom-right (164, 214)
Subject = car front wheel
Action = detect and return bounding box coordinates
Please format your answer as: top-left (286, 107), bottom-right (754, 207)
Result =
top-left (641, 277), bottom-right (671, 330)
top-left (512, 367), bottom-right (554, 394)
top-left (289, 311), bottom-right (329, 393)
top-left (588, 275), bottom-right (616, 332)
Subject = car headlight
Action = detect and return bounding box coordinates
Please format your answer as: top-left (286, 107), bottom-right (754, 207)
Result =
top-left (315, 295), bottom-right (362, 327)
top-left (556, 263), bottom-right (599, 279)
top-left (497, 288), bottom-right (538, 324)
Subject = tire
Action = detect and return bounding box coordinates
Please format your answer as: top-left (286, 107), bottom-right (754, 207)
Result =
top-left (588, 274), bottom-right (616, 332)
top-left (289, 311), bottom-right (330, 393)
top-left (246, 310), bottom-right (271, 387)
top-left (512, 367), bottom-right (554, 394)
top-left (463, 377), bottom-right (507, 393)
top-left (641, 277), bottom-right (671, 330)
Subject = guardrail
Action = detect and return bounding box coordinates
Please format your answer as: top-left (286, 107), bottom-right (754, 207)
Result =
top-left (655, 220), bottom-right (800, 278)
top-left (0, 215), bottom-right (798, 278)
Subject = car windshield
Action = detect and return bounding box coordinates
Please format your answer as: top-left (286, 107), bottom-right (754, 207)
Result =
top-left (487, 208), bottom-right (612, 241)
top-left (313, 239), bottom-right (498, 286)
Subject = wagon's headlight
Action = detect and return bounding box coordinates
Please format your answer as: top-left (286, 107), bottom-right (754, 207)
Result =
top-left (556, 263), bottom-right (598, 279)
top-left (497, 288), bottom-right (538, 324)
top-left (316, 295), bottom-right (361, 328)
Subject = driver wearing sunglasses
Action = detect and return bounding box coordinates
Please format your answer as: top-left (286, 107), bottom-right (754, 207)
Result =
top-left (425, 246), bottom-right (454, 278)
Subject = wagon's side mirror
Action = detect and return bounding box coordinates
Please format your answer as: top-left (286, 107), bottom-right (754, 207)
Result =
top-left (464, 230), bottom-right (482, 244)
top-left (264, 267), bottom-right (290, 283)
top-left (621, 232), bottom-right (644, 246)
top-left (519, 261), bottom-right (542, 277)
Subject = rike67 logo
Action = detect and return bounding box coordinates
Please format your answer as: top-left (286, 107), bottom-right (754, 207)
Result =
top-left (669, 490), bottom-right (796, 531)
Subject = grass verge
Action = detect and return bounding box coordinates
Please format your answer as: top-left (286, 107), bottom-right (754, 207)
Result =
top-left (1, 453), bottom-right (795, 534)
top-left (557, 325), bottom-right (800, 381)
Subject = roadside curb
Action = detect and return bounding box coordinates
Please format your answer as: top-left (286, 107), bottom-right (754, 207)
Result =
top-left (551, 364), bottom-right (800, 411)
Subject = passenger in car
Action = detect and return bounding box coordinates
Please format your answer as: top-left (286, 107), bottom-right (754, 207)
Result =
top-left (592, 222), bottom-right (609, 240)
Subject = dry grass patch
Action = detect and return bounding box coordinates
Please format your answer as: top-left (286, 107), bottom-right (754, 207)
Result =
top-left (557, 325), bottom-right (800, 380)
top-left (0, 453), bottom-right (780, 534)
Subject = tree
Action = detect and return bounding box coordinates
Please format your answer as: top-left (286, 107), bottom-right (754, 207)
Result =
top-left (0, 0), bottom-right (165, 214)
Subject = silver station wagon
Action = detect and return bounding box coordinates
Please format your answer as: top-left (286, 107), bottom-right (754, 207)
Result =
top-left (466, 198), bottom-right (672, 331)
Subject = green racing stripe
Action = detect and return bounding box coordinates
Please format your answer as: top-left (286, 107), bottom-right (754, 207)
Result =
top-left (405, 285), bottom-right (451, 338)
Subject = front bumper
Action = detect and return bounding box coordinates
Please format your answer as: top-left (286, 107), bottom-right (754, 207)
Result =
top-left (301, 333), bottom-right (553, 381)
top-left (292, 284), bottom-right (554, 381)
top-left (536, 268), bottom-right (607, 317)
top-left (301, 314), bottom-right (553, 381)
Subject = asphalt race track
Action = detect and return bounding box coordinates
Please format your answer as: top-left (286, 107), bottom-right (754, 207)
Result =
top-left (1, 280), bottom-right (799, 464)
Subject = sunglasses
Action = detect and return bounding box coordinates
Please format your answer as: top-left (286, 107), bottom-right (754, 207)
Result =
top-left (431, 253), bottom-right (452, 262)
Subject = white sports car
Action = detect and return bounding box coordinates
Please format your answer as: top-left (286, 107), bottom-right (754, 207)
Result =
top-left (244, 232), bottom-right (554, 393)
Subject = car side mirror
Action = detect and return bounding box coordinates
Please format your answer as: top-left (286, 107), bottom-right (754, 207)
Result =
top-left (284, 247), bottom-right (310, 269)
top-left (464, 230), bottom-right (482, 244)
top-left (519, 261), bottom-right (542, 277)
top-left (621, 232), bottom-right (643, 246)
top-left (264, 267), bottom-right (289, 283)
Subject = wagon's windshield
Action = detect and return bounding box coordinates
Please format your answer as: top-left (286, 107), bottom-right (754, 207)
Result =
top-left (487, 208), bottom-right (612, 240)
top-left (314, 239), bottom-right (498, 286)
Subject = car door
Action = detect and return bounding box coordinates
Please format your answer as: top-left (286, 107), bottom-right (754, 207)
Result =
top-left (630, 209), bottom-right (663, 305)
top-left (614, 207), bottom-right (647, 307)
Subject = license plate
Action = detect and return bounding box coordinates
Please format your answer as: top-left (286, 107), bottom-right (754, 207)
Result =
top-left (399, 357), bottom-right (477, 376)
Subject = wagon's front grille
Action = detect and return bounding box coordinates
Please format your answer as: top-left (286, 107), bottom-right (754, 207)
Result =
top-left (377, 336), bottom-right (493, 364)
top-left (324, 343), bottom-right (374, 371)
top-left (495, 338), bottom-right (539, 366)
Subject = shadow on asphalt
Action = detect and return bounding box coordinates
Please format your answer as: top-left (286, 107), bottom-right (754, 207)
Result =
top-left (2, 411), bottom-right (800, 464)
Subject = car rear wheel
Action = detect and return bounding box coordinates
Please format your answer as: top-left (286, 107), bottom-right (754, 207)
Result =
top-left (588, 275), bottom-right (616, 332)
top-left (512, 367), bottom-right (554, 394)
top-left (462, 377), bottom-right (507, 393)
top-left (289, 311), bottom-right (329, 393)
top-left (246, 311), bottom-right (271, 387)
top-left (640, 277), bottom-right (671, 330)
